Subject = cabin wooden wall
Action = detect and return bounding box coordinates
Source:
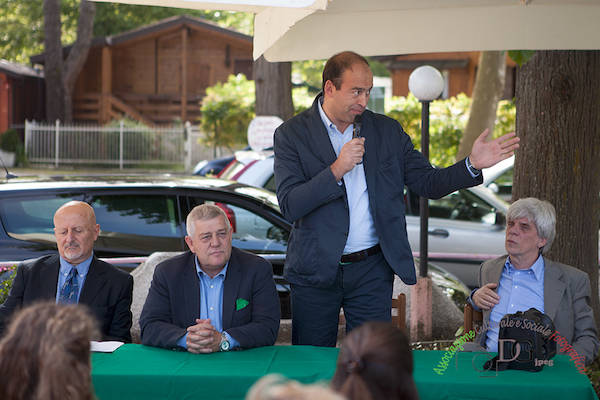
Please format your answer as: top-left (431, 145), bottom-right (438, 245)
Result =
top-left (73, 23), bottom-right (252, 125)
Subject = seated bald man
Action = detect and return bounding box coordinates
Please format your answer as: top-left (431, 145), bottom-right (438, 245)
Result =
top-left (468, 197), bottom-right (599, 364)
top-left (0, 201), bottom-right (133, 342)
top-left (140, 204), bottom-right (280, 352)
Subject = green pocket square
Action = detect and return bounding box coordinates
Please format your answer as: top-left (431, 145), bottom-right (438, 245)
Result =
top-left (236, 298), bottom-right (249, 311)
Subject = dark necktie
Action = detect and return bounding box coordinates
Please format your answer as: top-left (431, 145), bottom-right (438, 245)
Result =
top-left (58, 267), bottom-right (79, 304)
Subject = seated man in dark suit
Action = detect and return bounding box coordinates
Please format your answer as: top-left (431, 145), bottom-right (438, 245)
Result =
top-left (0, 201), bottom-right (133, 342)
top-left (140, 204), bottom-right (280, 352)
top-left (468, 197), bottom-right (599, 364)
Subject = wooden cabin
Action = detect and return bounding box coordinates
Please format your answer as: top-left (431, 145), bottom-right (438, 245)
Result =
top-left (0, 60), bottom-right (45, 134)
top-left (31, 15), bottom-right (253, 126)
top-left (378, 52), bottom-right (517, 100)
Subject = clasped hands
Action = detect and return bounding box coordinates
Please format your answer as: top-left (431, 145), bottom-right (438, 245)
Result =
top-left (186, 318), bottom-right (221, 354)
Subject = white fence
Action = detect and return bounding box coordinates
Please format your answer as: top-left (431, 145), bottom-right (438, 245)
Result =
top-left (24, 120), bottom-right (232, 171)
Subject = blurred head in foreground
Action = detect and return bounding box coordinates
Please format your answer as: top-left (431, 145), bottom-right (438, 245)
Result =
top-left (331, 321), bottom-right (418, 400)
top-left (0, 302), bottom-right (99, 400)
top-left (247, 374), bottom-right (346, 400)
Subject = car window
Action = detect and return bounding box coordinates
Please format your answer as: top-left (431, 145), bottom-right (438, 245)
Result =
top-left (264, 174), bottom-right (276, 193)
top-left (88, 194), bottom-right (184, 255)
top-left (0, 195), bottom-right (82, 242)
top-left (492, 168), bottom-right (513, 198)
top-left (405, 187), bottom-right (498, 224)
top-left (188, 198), bottom-right (288, 254)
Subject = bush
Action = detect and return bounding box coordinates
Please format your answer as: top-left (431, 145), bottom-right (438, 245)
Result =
top-left (0, 265), bottom-right (17, 304)
top-left (385, 94), bottom-right (516, 167)
top-left (0, 129), bottom-right (27, 166)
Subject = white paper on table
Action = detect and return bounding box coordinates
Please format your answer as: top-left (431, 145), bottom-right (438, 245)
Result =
top-left (90, 341), bottom-right (124, 353)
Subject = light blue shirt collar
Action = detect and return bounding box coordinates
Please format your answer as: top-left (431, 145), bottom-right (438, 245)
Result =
top-left (58, 253), bottom-right (93, 277)
top-left (194, 258), bottom-right (229, 279)
top-left (505, 254), bottom-right (545, 281)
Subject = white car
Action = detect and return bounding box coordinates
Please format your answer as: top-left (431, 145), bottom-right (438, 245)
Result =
top-left (482, 155), bottom-right (514, 202)
top-left (222, 154), bottom-right (510, 288)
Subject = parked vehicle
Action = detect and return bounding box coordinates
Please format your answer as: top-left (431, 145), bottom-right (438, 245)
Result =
top-left (0, 174), bottom-right (468, 316)
top-left (192, 146), bottom-right (253, 176)
top-left (223, 154), bottom-right (510, 288)
top-left (482, 155), bottom-right (514, 202)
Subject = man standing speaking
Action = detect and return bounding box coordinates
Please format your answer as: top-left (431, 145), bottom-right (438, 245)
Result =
top-left (274, 51), bottom-right (519, 346)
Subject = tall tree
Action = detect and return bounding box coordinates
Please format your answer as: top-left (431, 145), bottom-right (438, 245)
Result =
top-left (456, 51), bottom-right (506, 160)
top-left (513, 50), bottom-right (600, 328)
top-left (43, 0), bottom-right (95, 122)
top-left (254, 56), bottom-right (294, 121)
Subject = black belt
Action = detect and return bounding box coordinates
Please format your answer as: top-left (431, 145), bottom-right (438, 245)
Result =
top-left (340, 244), bottom-right (381, 264)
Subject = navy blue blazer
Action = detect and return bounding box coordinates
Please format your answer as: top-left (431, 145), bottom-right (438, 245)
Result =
top-left (274, 94), bottom-right (482, 288)
top-left (139, 248), bottom-right (280, 350)
top-left (0, 254), bottom-right (133, 342)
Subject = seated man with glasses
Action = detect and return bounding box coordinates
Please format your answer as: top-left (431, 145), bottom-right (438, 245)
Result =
top-left (140, 204), bottom-right (280, 352)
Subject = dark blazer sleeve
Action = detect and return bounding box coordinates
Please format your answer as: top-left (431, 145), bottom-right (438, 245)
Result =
top-left (274, 111), bottom-right (345, 223)
top-left (224, 249), bottom-right (280, 348)
top-left (102, 268), bottom-right (133, 343)
top-left (139, 255), bottom-right (191, 349)
top-left (80, 258), bottom-right (133, 343)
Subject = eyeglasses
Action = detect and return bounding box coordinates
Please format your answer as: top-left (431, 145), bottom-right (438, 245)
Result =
top-left (349, 87), bottom-right (371, 98)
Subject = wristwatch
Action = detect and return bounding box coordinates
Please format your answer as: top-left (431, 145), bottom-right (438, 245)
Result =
top-left (219, 332), bottom-right (231, 352)
top-left (466, 156), bottom-right (482, 176)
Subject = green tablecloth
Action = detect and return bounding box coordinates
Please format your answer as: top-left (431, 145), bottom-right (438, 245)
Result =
top-left (92, 345), bottom-right (598, 400)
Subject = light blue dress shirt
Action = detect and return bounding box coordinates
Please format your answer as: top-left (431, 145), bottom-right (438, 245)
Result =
top-left (55, 254), bottom-right (92, 303)
top-left (317, 99), bottom-right (378, 253)
top-left (485, 255), bottom-right (545, 352)
top-left (177, 259), bottom-right (239, 350)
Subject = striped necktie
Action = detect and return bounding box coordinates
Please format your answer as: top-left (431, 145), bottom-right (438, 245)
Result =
top-left (58, 267), bottom-right (79, 304)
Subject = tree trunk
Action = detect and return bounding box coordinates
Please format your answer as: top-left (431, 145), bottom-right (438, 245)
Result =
top-left (63, 0), bottom-right (96, 123)
top-left (254, 56), bottom-right (294, 121)
top-left (456, 51), bottom-right (506, 160)
top-left (43, 0), bottom-right (64, 122)
top-left (513, 50), bottom-right (600, 330)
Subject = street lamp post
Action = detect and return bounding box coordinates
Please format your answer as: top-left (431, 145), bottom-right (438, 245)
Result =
top-left (408, 66), bottom-right (445, 277)
top-left (407, 65), bottom-right (444, 341)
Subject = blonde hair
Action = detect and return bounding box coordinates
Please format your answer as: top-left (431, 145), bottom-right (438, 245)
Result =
top-left (0, 302), bottom-right (99, 400)
top-left (247, 374), bottom-right (346, 400)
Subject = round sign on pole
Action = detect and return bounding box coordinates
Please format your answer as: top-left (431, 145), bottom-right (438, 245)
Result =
top-left (247, 116), bottom-right (283, 151)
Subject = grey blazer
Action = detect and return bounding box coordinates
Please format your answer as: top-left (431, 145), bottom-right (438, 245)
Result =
top-left (473, 255), bottom-right (599, 364)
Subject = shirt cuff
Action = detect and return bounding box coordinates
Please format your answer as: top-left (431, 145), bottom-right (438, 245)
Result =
top-left (467, 288), bottom-right (482, 311)
top-left (465, 157), bottom-right (481, 178)
top-left (177, 332), bottom-right (188, 349)
top-left (224, 331), bottom-right (240, 349)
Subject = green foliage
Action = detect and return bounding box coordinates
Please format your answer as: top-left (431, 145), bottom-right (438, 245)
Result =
top-left (0, 264), bottom-right (17, 305)
top-left (385, 94), bottom-right (515, 167)
top-left (0, 128), bottom-right (27, 166)
top-left (200, 74), bottom-right (255, 151)
top-left (292, 59), bottom-right (326, 94)
top-left (366, 57), bottom-right (390, 77)
top-left (0, 0), bottom-right (253, 64)
top-left (508, 50), bottom-right (536, 67)
top-left (292, 86), bottom-right (314, 115)
top-left (0, 128), bottom-right (21, 152)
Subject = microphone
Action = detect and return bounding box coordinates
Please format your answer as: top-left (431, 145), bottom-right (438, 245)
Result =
top-left (352, 114), bottom-right (362, 139)
top-left (353, 114), bottom-right (363, 165)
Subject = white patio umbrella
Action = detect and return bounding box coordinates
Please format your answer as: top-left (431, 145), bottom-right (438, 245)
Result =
top-left (255, 0), bottom-right (600, 61)
top-left (92, 0), bottom-right (600, 61)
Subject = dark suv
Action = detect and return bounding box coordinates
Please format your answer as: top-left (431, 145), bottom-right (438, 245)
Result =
top-left (0, 174), bottom-right (470, 315)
